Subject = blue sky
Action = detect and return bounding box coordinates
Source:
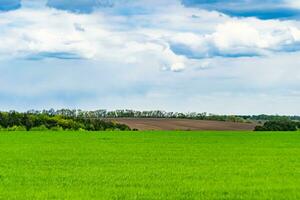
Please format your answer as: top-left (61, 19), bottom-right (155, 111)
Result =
top-left (0, 0), bottom-right (300, 114)
top-left (181, 0), bottom-right (300, 19)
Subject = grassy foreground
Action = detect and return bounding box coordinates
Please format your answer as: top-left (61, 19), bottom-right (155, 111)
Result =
top-left (0, 131), bottom-right (300, 199)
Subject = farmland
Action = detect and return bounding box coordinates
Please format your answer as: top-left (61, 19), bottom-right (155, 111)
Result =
top-left (1, 131), bottom-right (300, 199)
top-left (111, 118), bottom-right (257, 131)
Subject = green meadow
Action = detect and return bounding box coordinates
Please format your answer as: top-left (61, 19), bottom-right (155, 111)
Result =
top-left (0, 131), bottom-right (300, 199)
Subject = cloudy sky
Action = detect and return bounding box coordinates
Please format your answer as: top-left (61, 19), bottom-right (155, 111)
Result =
top-left (0, 0), bottom-right (300, 114)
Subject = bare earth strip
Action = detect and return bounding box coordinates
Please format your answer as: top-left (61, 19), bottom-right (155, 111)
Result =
top-left (110, 118), bottom-right (256, 131)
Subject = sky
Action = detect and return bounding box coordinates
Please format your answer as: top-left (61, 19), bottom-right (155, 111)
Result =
top-left (0, 0), bottom-right (300, 114)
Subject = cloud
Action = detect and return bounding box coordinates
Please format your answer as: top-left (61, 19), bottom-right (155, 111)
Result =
top-left (169, 19), bottom-right (300, 59)
top-left (46, 0), bottom-right (128, 13)
top-left (286, 0), bottom-right (300, 9)
top-left (0, 3), bottom-right (300, 72)
top-left (181, 0), bottom-right (300, 19)
top-left (0, 6), bottom-right (191, 71)
top-left (0, 0), bottom-right (21, 11)
top-left (27, 52), bottom-right (85, 60)
top-left (0, 0), bottom-right (299, 114)
top-left (1, 52), bottom-right (300, 114)
top-left (0, 9), bottom-right (97, 60)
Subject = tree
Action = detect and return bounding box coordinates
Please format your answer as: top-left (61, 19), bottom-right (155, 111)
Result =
top-left (255, 120), bottom-right (298, 131)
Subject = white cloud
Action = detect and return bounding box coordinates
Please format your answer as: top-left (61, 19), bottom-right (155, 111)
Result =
top-left (0, 4), bottom-right (300, 73)
top-left (0, 5), bottom-right (193, 71)
top-left (0, 0), bottom-right (300, 114)
top-left (169, 18), bottom-right (300, 59)
top-left (285, 0), bottom-right (300, 9)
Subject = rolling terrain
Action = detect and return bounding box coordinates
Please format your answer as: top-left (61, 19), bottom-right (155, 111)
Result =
top-left (111, 118), bottom-right (256, 131)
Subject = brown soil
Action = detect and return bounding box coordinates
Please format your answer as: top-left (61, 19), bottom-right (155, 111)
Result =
top-left (110, 118), bottom-right (256, 131)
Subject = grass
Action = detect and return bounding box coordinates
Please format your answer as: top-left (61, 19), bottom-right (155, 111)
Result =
top-left (0, 131), bottom-right (300, 199)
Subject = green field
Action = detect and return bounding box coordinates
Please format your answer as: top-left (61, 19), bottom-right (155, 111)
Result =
top-left (1, 131), bottom-right (300, 199)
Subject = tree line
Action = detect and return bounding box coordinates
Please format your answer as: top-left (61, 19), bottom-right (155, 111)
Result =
top-left (1, 109), bottom-right (299, 132)
top-left (22, 109), bottom-right (299, 123)
top-left (0, 111), bottom-right (131, 131)
top-left (255, 120), bottom-right (300, 131)
top-left (22, 109), bottom-right (249, 123)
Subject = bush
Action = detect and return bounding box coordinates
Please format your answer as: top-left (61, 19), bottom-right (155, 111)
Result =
top-left (7, 125), bottom-right (27, 131)
top-left (0, 126), bottom-right (7, 131)
top-left (255, 120), bottom-right (298, 131)
top-left (30, 125), bottom-right (49, 131)
top-left (50, 126), bottom-right (64, 131)
top-left (0, 111), bottom-right (131, 132)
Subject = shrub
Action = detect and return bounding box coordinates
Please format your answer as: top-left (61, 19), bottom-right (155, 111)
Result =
top-left (50, 126), bottom-right (64, 131)
top-left (30, 125), bottom-right (49, 131)
top-left (255, 120), bottom-right (298, 131)
top-left (0, 111), bottom-right (132, 132)
top-left (7, 125), bottom-right (27, 131)
top-left (254, 126), bottom-right (266, 131)
top-left (115, 124), bottom-right (131, 131)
